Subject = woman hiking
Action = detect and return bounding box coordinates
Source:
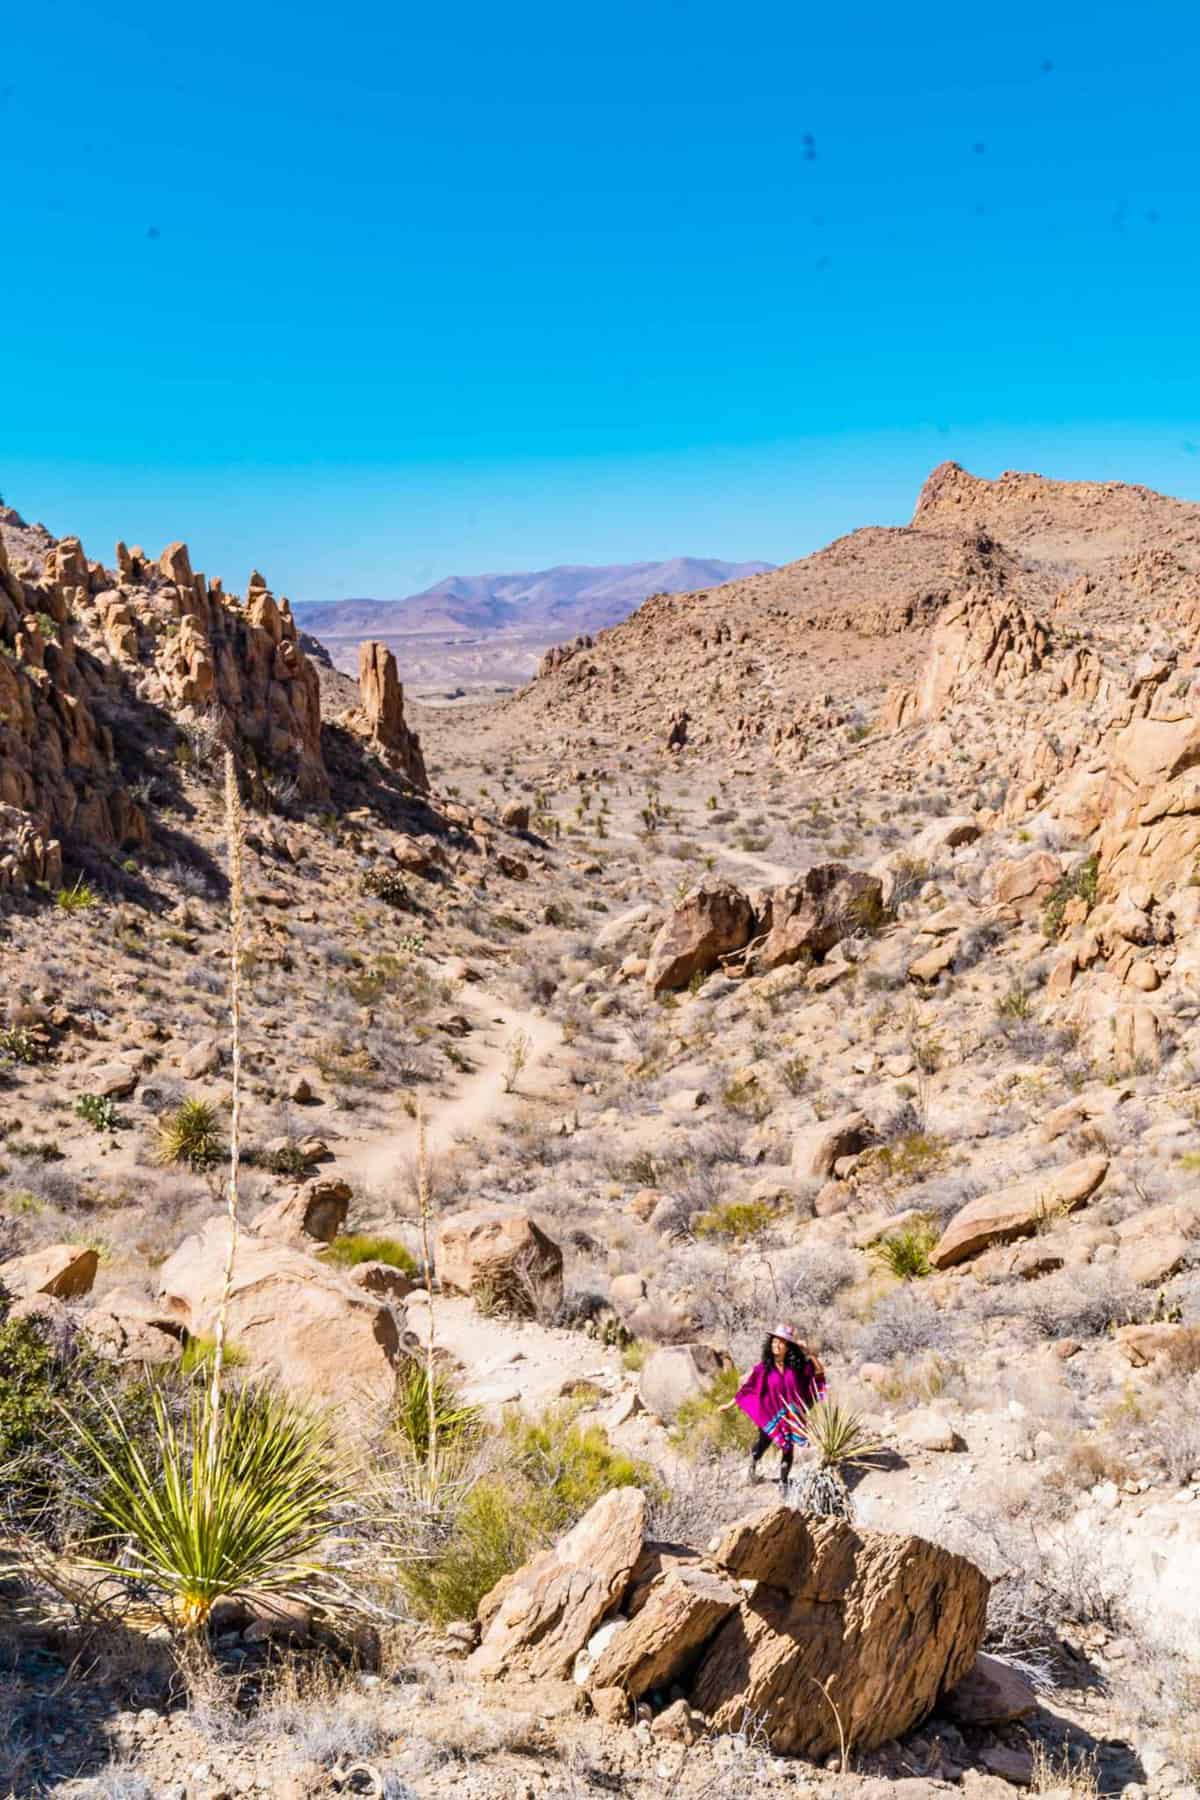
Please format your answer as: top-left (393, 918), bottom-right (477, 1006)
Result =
top-left (721, 1324), bottom-right (826, 1494)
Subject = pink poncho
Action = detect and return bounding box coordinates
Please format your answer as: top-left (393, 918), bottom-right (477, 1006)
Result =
top-left (735, 1357), bottom-right (826, 1449)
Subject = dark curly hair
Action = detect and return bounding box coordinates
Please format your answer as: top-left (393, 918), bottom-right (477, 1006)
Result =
top-left (760, 1334), bottom-right (807, 1375)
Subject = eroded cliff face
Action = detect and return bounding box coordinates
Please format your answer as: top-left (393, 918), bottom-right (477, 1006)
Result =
top-left (0, 512), bottom-right (421, 888)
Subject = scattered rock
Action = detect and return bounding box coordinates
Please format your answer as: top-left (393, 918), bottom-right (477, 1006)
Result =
top-left (436, 1206), bottom-right (564, 1317)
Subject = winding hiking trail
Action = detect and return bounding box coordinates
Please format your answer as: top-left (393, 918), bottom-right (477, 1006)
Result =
top-left (338, 961), bottom-right (565, 1193)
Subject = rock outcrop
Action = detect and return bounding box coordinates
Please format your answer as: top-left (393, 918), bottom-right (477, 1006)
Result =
top-left (468, 1486), bottom-right (647, 1681)
top-left (644, 884), bottom-right (755, 993)
top-left (436, 1206), bottom-right (563, 1317)
top-left (931, 1155), bottom-right (1109, 1269)
top-left (157, 1218), bottom-right (401, 1400)
top-left (357, 640), bottom-right (428, 790)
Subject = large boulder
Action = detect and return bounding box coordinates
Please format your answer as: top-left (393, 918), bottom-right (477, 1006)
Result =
top-left (436, 1205), bottom-right (563, 1317)
top-left (468, 1486), bottom-right (647, 1681)
top-left (157, 1219), bottom-right (401, 1400)
top-left (637, 1343), bottom-right (732, 1423)
top-left (644, 884), bottom-right (754, 993)
top-left (690, 1506), bottom-right (989, 1756)
top-left (254, 1179), bottom-right (352, 1245)
top-left (589, 1565), bottom-right (741, 1698)
top-left (791, 1110), bottom-right (871, 1180)
top-left (930, 1155), bottom-right (1108, 1269)
top-left (742, 866), bottom-right (886, 977)
top-left (0, 1244), bottom-right (99, 1302)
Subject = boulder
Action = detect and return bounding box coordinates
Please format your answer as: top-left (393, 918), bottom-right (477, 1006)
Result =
top-left (82, 1288), bottom-right (185, 1365)
top-left (0, 1244), bottom-right (99, 1302)
top-left (501, 800), bottom-right (531, 831)
top-left (89, 1061), bottom-right (140, 1099)
top-left (436, 1205), bottom-right (563, 1316)
top-left (691, 1506), bottom-right (989, 1756)
top-left (791, 1110), bottom-right (870, 1179)
top-left (254, 1180), bottom-right (352, 1245)
top-left (468, 1486), bottom-right (647, 1681)
top-left (644, 884), bottom-right (755, 993)
top-left (1115, 1323), bottom-right (1195, 1367)
top-left (347, 1259), bottom-right (415, 1301)
top-left (907, 937), bottom-right (960, 984)
top-left (742, 866), bottom-right (886, 977)
top-left (930, 1156), bottom-right (1108, 1269)
top-left (637, 1343), bottom-right (732, 1423)
top-left (943, 1652), bottom-right (1038, 1726)
top-left (992, 851), bottom-right (1061, 908)
top-left (157, 1219), bottom-right (400, 1400)
top-left (588, 1565), bottom-right (740, 1698)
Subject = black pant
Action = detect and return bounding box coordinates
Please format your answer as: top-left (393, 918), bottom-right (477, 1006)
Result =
top-left (751, 1429), bottom-right (793, 1482)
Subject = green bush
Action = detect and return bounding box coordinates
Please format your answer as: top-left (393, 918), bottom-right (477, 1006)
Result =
top-left (320, 1234), bottom-right (417, 1275)
top-left (0, 1026), bottom-right (48, 1066)
top-left (1042, 854), bottom-right (1099, 939)
top-left (361, 867), bottom-right (410, 908)
top-left (55, 878), bottom-right (100, 913)
top-left (75, 1092), bottom-right (121, 1132)
top-left (178, 1335), bottom-right (248, 1379)
top-left (870, 1219), bottom-right (939, 1281)
top-left (392, 1362), bottom-right (480, 1462)
top-left (398, 1405), bottom-right (655, 1624)
top-left (694, 1198), bottom-right (775, 1241)
top-left (0, 1295), bottom-right (162, 1548)
top-left (155, 1098), bottom-right (224, 1170)
top-left (670, 1367), bottom-right (755, 1460)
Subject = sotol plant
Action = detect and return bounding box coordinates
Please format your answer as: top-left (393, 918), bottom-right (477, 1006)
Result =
top-left (791, 1400), bottom-right (884, 1520)
top-left (67, 755), bottom-right (341, 1631)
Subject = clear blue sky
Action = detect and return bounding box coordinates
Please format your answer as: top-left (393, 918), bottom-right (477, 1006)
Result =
top-left (3, 0), bottom-right (1199, 600)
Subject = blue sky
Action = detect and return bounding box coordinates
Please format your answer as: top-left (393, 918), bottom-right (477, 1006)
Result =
top-left (2, 0), bottom-right (1199, 600)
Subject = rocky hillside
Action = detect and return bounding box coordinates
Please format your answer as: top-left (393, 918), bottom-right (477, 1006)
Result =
top-left (500, 461), bottom-right (1200, 763)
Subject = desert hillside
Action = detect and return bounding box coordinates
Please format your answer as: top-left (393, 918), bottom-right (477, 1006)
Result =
top-left (3, 466), bottom-right (1200, 1800)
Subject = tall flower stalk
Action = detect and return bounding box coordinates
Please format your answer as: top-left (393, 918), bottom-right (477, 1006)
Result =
top-left (208, 751), bottom-right (246, 1447)
top-left (415, 1103), bottom-right (438, 1467)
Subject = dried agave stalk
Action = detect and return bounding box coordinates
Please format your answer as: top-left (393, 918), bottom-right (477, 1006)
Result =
top-left (208, 751), bottom-right (246, 1443)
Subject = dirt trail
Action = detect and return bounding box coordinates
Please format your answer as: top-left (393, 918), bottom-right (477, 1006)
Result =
top-left (339, 963), bottom-right (564, 1194)
top-left (609, 826), bottom-right (792, 888)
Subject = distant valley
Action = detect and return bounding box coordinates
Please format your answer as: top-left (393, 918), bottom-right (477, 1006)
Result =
top-left (293, 555), bottom-right (773, 695)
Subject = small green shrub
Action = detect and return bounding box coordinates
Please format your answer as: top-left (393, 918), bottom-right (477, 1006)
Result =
top-left (780, 1054), bottom-right (809, 1096)
top-left (155, 1098), bottom-right (224, 1169)
top-left (694, 1199), bottom-right (775, 1241)
top-left (75, 1093), bottom-right (121, 1133)
top-left (320, 1233), bottom-right (418, 1274)
top-left (55, 877), bottom-right (100, 912)
top-left (178, 1336), bottom-right (248, 1379)
top-left (261, 1143), bottom-right (310, 1176)
top-left (1042, 854), bottom-right (1099, 939)
top-left (997, 987), bottom-right (1032, 1020)
top-left (0, 1026), bottom-right (48, 1066)
top-left (870, 1220), bottom-right (939, 1280)
top-left (671, 1367), bottom-right (755, 1460)
top-left (863, 1133), bottom-right (947, 1185)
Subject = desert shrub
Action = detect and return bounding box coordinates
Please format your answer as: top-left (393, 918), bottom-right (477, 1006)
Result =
top-left (779, 1054), bottom-right (809, 1095)
top-left (791, 1400), bottom-right (883, 1520)
top-left (982, 1266), bottom-right (1148, 1340)
top-left (178, 1336), bottom-right (248, 1379)
top-left (1042, 854), bottom-right (1099, 939)
top-left (396, 1407), bottom-right (655, 1623)
top-left (861, 1133), bottom-right (948, 1186)
top-left (0, 1026), bottom-right (48, 1066)
top-left (361, 866), bottom-right (411, 908)
top-left (391, 1362), bottom-right (481, 1462)
top-left (75, 1092), bottom-right (122, 1133)
top-left (870, 1219), bottom-right (938, 1280)
top-left (320, 1233), bottom-right (417, 1274)
top-left (155, 1098), bottom-right (224, 1170)
top-left (0, 1296), bottom-right (164, 1549)
top-left (857, 1290), bottom-right (956, 1363)
top-left (694, 1198), bottom-right (775, 1241)
top-left (54, 877), bottom-right (100, 912)
top-left (670, 1367), bottom-right (755, 1460)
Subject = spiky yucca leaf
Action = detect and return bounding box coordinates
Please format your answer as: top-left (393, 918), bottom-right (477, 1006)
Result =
top-left (155, 1098), bottom-right (224, 1170)
top-left (392, 1362), bottom-right (481, 1463)
top-left (65, 1384), bottom-right (345, 1630)
top-left (803, 1399), bottom-right (885, 1470)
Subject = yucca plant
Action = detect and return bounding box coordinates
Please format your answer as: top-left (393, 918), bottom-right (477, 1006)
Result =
top-left (156, 1098), bottom-right (224, 1170)
top-left (791, 1400), bottom-right (884, 1520)
top-left (870, 1220), bottom-right (938, 1281)
top-left (65, 1383), bottom-right (345, 1630)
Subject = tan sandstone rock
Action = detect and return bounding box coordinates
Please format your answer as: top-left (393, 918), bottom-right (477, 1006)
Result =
top-left (930, 1156), bottom-right (1109, 1269)
top-left (436, 1205), bottom-right (563, 1316)
top-left (644, 883), bottom-right (755, 993)
top-left (0, 1244), bottom-right (99, 1302)
top-left (468, 1486), bottom-right (647, 1681)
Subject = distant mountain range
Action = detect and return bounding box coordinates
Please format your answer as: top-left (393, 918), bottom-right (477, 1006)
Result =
top-left (293, 556), bottom-right (774, 694)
